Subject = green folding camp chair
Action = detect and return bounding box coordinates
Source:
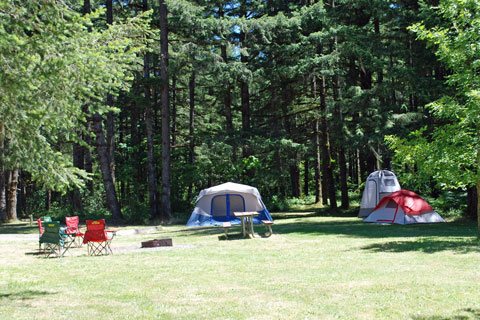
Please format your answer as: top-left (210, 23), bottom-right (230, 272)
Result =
top-left (37, 216), bottom-right (52, 252)
top-left (39, 221), bottom-right (74, 258)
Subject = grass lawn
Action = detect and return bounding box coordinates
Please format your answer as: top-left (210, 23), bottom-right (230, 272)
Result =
top-left (1, 213), bottom-right (479, 319)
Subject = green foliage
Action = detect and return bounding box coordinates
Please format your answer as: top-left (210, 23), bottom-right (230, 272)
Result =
top-left (268, 195), bottom-right (317, 212)
top-left (390, 0), bottom-right (480, 191)
top-left (428, 190), bottom-right (467, 220)
top-left (0, 1), bottom-right (150, 192)
top-left (8, 0), bottom-right (469, 224)
top-left (122, 199), bottom-right (151, 224)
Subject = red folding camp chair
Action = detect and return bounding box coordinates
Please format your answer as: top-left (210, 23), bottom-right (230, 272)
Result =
top-left (37, 218), bottom-right (44, 252)
top-left (83, 219), bottom-right (116, 256)
top-left (65, 216), bottom-right (84, 247)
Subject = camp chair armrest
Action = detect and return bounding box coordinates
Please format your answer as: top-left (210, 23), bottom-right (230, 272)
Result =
top-left (106, 230), bottom-right (116, 240)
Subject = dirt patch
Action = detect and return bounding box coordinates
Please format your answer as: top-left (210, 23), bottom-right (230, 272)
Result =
top-left (0, 234), bottom-right (38, 241)
top-left (114, 244), bottom-right (195, 254)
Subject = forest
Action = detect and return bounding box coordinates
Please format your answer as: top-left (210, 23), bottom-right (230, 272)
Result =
top-left (1, 0), bottom-right (479, 232)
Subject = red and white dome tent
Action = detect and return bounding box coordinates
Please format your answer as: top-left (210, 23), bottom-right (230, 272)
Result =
top-left (363, 190), bottom-right (445, 225)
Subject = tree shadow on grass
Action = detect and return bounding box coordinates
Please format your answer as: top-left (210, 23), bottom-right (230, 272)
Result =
top-left (273, 218), bottom-right (480, 253)
top-left (169, 216), bottom-right (478, 246)
top-left (271, 207), bottom-right (359, 220)
top-left (0, 290), bottom-right (56, 301)
top-left (274, 219), bottom-right (478, 239)
top-left (411, 308), bottom-right (480, 319)
top-left (176, 226), bottom-right (224, 236)
top-left (0, 223), bottom-right (37, 235)
top-left (361, 238), bottom-right (480, 254)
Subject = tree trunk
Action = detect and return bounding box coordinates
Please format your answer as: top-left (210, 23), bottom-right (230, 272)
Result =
top-left (72, 140), bottom-right (84, 211)
top-left (0, 122), bottom-right (5, 222)
top-left (220, 21), bottom-right (237, 169)
top-left (477, 139), bottom-right (480, 237)
top-left (45, 189), bottom-right (51, 211)
top-left (84, 118), bottom-right (94, 194)
top-left (0, 172), bottom-right (5, 222)
top-left (143, 0), bottom-right (159, 220)
top-left (171, 76), bottom-right (177, 147)
top-left (467, 186), bottom-right (477, 220)
top-left (82, 0), bottom-right (93, 194)
top-left (319, 74), bottom-right (336, 208)
top-left (130, 94), bottom-right (144, 203)
top-left (304, 159), bottom-right (309, 197)
top-left (240, 29), bottom-right (250, 160)
top-left (187, 68), bottom-right (196, 201)
top-left (106, 105), bottom-right (115, 184)
top-left (338, 150), bottom-right (349, 209)
top-left (18, 172), bottom-right (26, 216)
top-left (152, 54), bottom-right (160, 132)
top-left (333, 104), bottom-right (349, 209)
top-left (314, 119), bottom-right (323, 204)
top-left (106, 0), bottom-right (113, 25)
top-left (6, 168), bottom-right (18, 221)
top-left (83, 0), bottom-right (91, 15)
top-left (272, 117), bottom-right (286, 197)
top-left (476, 180), bottom-right (480, 237)
top-left (332, 75), bottom-right (349, 209)
top-left (145, 52), bottom-right (159, 219)
top-left (312, 77), bottom-right (323, 205)
top-left (160, 0), bottom-right (171, 222)
top-left (221, 45), bottom-right (234, 133)
top-left (331, 9), bottom-right (348, 209)
top-left (0, 179), bottom-right (5, 222)
top-left (106, 0), bottom-right (116, 185)
top-left (290, 152), bottom-right (302, 198)
top-left (241, 79), bottom-right (250, 159)
top-left (93, 113), bottom-right (123, 220)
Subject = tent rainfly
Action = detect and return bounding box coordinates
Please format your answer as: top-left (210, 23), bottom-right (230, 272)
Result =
top-left (363, 190), bottom-right (445, 224)
top-left (186, 182), bottom-right (273, 227)
top-left (358, 170), bottom-right (401, 218)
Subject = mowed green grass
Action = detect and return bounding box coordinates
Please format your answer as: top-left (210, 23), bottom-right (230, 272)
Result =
top-left (1, 215), bottom-right (479, 320)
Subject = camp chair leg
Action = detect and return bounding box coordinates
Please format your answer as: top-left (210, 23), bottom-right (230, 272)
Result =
top-left (43, 242), bottom-right (72, 258)
top-left (44, 243), bottom-right (59, 258)
top-left (59, 237), bottom-right (75, 257)
top-left (67, 234), bottom-right (84, 248)
top-left (74, 235), bottom-right (84, 248)
top-left (86, 238), bottom-right (114, 256)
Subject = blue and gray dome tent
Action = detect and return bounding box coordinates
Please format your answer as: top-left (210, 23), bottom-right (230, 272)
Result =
top-left (186, 182), bottom-right (273, 227)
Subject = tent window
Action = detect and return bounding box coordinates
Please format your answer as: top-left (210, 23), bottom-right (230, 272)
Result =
top-left (229, 195), bottom-right (245, 217)
top-left (384, 179), bottom-right (396, 186)
top-left (211, 194), bottom-right (245, 222)
top-left (383, 171), bottom-right (394, 176)
top-left (386, 200), bottom-right (397, 208)
top-left (212, 196), bottom-right (227, 218)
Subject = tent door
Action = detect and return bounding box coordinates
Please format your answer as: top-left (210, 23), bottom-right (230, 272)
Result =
top-left (211, 194), bottom-right (245, 222)
top-left (365, 180), bottom-right (378, 208)
top-left (376, 201), bottom-right (399, 223)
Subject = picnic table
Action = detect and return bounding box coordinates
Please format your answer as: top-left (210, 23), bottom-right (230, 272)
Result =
top-left (233, 211), bottom-right (260, 238)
